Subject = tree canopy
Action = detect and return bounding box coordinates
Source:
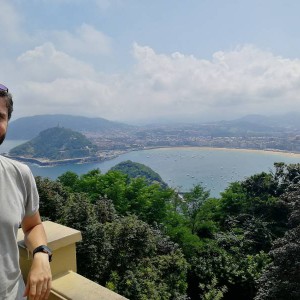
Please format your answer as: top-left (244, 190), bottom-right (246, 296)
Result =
top-left (36, 162), bottom-right (300, 299)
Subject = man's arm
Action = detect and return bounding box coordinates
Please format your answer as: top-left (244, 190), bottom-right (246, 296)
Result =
top-left (21, 211), bottom-right (52, 300)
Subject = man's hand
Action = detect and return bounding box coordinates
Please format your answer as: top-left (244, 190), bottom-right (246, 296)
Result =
top-left (21, 212), bottom-right (52, 299)
top-left (23, 252), bottom-right (52, 300)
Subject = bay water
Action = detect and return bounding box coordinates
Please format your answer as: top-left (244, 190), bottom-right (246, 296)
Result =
top-left (2, 140), bottom-right (300, 198)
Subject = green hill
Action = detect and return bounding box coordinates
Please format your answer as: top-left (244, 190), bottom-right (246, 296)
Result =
top-left (9, 127), bottom-right (98, 160)
top-left (110, 160), bottom-right (168, 188)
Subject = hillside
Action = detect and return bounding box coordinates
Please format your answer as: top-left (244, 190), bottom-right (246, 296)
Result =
top-left (9, 127), bottom-right (98, 160)
top-left (110, 160), bottom-right (168, 188)
top-left (6, 114), bottom-right (135, 140)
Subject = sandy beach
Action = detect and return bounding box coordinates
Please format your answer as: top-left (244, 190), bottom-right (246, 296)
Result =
top-left (153, 146), bottom-right (300, 159)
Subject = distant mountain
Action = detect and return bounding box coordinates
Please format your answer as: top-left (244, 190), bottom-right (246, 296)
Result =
top-left (141, 112), bottom-right (300, 137)
top-left (6, 114), bottom-right (135, 140)
top-left (232, 112), bottom-right (300, 129)
top-left (6, 112), bottom-right (300, 142)
top-left (199, 112), bottom-right (300, 137)
top-left (212, 119), bottom-right (282, 137)
top-left (9, 127), bottom-right (98, 160)
top-left (110, 160), bottom-right (168, 188)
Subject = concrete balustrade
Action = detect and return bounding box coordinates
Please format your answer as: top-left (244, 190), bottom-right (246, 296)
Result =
top-left (17, 221), bottom-right (127, 300)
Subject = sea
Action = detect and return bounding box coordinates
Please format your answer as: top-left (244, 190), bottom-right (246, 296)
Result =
top-left (2, 140), bottom-right (300, 198)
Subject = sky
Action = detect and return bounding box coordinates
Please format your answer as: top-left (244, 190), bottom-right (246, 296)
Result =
top-left (1, 0), bottom-right (300, 124)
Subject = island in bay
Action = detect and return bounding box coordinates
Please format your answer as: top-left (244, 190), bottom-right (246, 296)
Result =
top-left (6, 127), bottom-right (104, 166)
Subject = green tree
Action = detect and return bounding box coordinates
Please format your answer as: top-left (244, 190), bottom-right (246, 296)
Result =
top-left (57, 171), bottom-right (79, 190)
top-left (125, 177), bottom-right (174, 224)
top-left (35, 176), bottom-right (68, 222)
top-left (94, 196), bottom-right (117, 224)
top-left (219, 182), bottom-right (247, 219)
top-left (104, 215), bottom-right (189, 300)
top-left (219, 176), bottom-right (288, 239)
top-left (182, 184), bottom-right (210, 233)
top-left (195, 197), bottom-right (222, 238)
top-left (255, 185), bottom-right (300, 300)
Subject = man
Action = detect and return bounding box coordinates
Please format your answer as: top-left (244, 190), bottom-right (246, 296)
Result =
top-left (0, 83), bottom-right (52, 299)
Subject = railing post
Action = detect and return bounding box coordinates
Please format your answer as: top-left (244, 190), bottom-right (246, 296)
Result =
top-left (18, 221), bottom-right (82, 281)
top-left (18, 221), bottom-right (128, 300)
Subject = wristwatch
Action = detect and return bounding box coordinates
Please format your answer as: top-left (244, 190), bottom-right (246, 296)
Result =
top-left (33, 245), bottom-right (53, 262)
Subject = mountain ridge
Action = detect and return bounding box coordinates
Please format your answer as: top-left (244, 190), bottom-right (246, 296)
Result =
top-left (6, 112), bottom-right (300, 141)
top-left (7, 114), bottom-right (135, 140)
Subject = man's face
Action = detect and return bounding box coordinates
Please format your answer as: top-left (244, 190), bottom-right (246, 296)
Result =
top-left (0, 97), bottom-right (8, 145)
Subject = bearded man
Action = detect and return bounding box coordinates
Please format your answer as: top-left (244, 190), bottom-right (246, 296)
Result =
top-left (0, 84), bottom-right (52, 300)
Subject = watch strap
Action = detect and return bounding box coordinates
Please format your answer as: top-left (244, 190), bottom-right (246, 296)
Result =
top-left (33, 245), bottom-right (52, 262)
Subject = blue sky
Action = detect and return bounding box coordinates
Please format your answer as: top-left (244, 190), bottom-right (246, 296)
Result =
top-left (1, 0), bottom-right (300, 123)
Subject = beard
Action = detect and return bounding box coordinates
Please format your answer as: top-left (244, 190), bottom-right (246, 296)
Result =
top-left (0, 133), bottom-right (6, 145)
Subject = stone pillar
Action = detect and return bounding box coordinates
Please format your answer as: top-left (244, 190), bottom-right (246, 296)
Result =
top-left (18, 221), bottom-right (127, 300)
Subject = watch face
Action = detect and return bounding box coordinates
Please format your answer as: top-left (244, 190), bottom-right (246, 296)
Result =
top-left (42, 246), bottom-right (52, 254)
top-left (33, 245), bottom-right (53, 262)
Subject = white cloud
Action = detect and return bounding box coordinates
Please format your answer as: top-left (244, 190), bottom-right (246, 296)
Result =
top-left (117, 43), bottom-right (300, 122)
top-left (3, 2), bottom-right (300, 124)
top-left (16, 78), bottom-right (114, 117)
top-left (0, 1), bottom-right (112, 61)
top-left (5, 43), bottom-right (115, 119)
top-left (5, 41), bottom-right (300, 123)
top-left (17, 43), bottom-right (98, 81)
top-left (49, 24), bottom-right (112, 57)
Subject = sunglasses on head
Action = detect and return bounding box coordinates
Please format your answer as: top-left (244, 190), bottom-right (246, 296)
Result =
top-left (0, 84), bottom-right (8, 92)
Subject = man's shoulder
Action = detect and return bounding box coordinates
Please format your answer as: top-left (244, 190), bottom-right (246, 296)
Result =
top-left (0, 155), bottom-right (31, 174)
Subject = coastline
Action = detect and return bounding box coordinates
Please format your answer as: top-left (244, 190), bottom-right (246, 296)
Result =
top-left (142, 146), bottom-right (300, 158)
top-left (3, 146), bottom-right (300, 167)
top-left (2, 154), bottom-right (109, 167)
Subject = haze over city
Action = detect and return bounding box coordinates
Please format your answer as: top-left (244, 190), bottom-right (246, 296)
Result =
top-left (1, 0), bottom-right (300, 124)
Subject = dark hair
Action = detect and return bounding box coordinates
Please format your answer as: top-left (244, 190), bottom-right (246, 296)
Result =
top-left (0, 90), bottom-right (13, 120)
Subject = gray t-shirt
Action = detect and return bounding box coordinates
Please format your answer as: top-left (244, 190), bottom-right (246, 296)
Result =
top-left (0, 155), bottom-right (39, 299)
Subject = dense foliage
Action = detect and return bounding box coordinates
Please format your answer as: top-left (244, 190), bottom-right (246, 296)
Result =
top-left (255, 181), bottom-right (300, 300)
top-left (36, 162), bottom-right (300, 299)
top-left (10, 127), bottom-right (98, 159)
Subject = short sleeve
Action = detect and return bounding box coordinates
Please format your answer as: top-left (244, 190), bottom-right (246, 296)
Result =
top-left (22, 165), bottom-right (39, 217)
